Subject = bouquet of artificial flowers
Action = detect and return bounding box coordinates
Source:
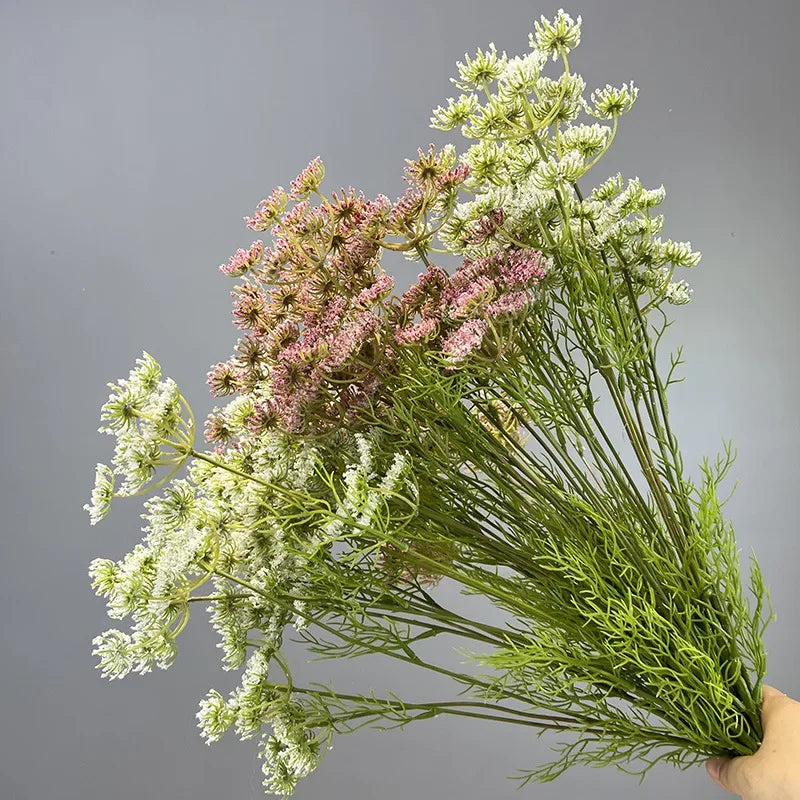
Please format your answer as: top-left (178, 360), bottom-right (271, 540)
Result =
top-left (85, 10), bottom-right (773, 796)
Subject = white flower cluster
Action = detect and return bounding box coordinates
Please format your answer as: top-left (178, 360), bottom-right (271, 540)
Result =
top-left (639, 266), bottom-right (694, 305)
top-left (90, 625), bottom-right (177, 680)
top-left (452, 42), bottom-right (508, 92)
top-left (579, 175), bottom-right (701, 302)
top-left (259, 702), bottom-right (323, 797)
top-left (497, 51), bottom-right (547, 101)
top-left (84, 463), bottom-right (115, 526)
top-left (325, 430), bottom-right (416, 541)
top-left (531, 72), bottom-right (587, 124)
top-left (197, 646), bottom-right (274, 743)
top-left (530, 9), bottom-right (582, 61)
top-left (141, 480), bottom-right (215, 604)
top-left (88, 477), bottom-right (215, 680)
top-left (430, 11), bottom-right (649, 273)
top-left (441, 125), bottom-right (699, 303)
top-left (430, 93), bottom-right (480, 132)
top-left (84, 352), bottom-right (193, 525)
top-left (86, 354), bottom-right (379, 795)
top-left (559, 123), bottom-right (611, 158)
top-left (664, 279), bottom-right (693, 305)
top-left (196, 647), bottom-right (325, 797)
top-left (86, 353), bottom-right (328, 678)
top-left (532, 150), bottom-right (586, 190)
top-left (588, 83), bottom-right (639, 119)
top-left (188, 429), bottom-right (419, 796)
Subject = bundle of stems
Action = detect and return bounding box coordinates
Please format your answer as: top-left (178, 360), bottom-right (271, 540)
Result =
top-left (84, 10), bottom-right (773, 797)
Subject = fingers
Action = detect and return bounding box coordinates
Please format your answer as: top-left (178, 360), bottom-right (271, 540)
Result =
top-left (761, 686), bottom-right (800, 760)
top-left (761, 684), bottom-right (789, 712)
top-left (704, 687), bottom-right (773, 795)
top-left (705, 685), bottom-right (798, 796)
top-left (707, 755), bottom-right (755, 796)
top-left (705, 758), bottom-right (728, 789)
top-left (760, 684), bottom-right (788, 728)
top-left (761, 684), bottom-right (786, 700)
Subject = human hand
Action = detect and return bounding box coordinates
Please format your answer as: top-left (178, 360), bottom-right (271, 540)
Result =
top-left (706, 685), bottom-right (800, 799)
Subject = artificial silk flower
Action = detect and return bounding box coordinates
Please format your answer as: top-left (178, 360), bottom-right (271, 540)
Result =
top-left (84, 11), bottom-right (771, 798)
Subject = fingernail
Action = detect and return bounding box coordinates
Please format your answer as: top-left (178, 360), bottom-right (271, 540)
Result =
top-left (706, 759), bottom-right (722, 781)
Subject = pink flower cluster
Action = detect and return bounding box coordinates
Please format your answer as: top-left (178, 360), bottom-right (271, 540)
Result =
top-left (205, 148), bottom-right (470, 437)
top-left (289, 156), bottom-right (325, 198)
top-left (244, 188), bottom-right (288, 232)
top-left (394, 244), bottom-right (548, 364)
top-left (219, 240), bottom-right (264, 277)
top-left (204, 152), bottom-right (546, 440)
top-left (441, 319), bottom-right (488, 363)
top-left (467, 208), bottom-right (505, 245)
top-left (388, 145), bottom-right (470, 234)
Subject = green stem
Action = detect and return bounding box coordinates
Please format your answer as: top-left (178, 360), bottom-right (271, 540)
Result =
top-left (291, 685), bottom-right (586, 729)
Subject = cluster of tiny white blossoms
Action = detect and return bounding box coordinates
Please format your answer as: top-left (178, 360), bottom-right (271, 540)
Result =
top-left (85, 352), bottom-right (348, 792)
top-left (85, 352), bottom-right (423, 795)
top-left (430, 8), bottom-right (700, 308)
top-left (196, 646), bottom-right (326, 796)
top-left (83, 351), bottom-right (193, 525)
top-left (317, 429), bottom-right (417, 544)
top-left (259, 700), bottom-right (325, 796)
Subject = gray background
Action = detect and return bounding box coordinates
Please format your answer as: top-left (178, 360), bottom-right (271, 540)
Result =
top-left (2, 0), bottom-right (798, 798)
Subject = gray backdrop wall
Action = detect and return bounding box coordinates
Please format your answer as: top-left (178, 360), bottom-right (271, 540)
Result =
top-left (2, 1), bottom-right (798, 798)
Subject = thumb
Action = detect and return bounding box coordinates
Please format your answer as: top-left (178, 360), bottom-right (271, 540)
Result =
top-left (706, 755), bottom-right (755, 796)
top-left (705, 685), bottom-right (792, 795)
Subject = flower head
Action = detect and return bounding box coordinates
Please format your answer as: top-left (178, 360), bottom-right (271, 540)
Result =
top-left (206, 360), bottom-right (241, 397)
top-left (452, 42), bottom-right (508, 91)
top-left (530, 9), bottom-right (582, 60)
top-left (84, 463), bottom-right (115, 525)
top-left (485, 290), bottom-right (531, 319)
top-left (450, 276), bottom-right (496, 318)
top-left (197, 689), bottom-right (236, 744)
top-left (498, 248), bottom-right (548, 288)
top-left (289, 157), bottom-right (325, 199)
top-left (498, 51), bottom-right (547, 100)
top-left (92, 354), bottom-right (193, 502)
top-left (665, 280), bottom-right (693, 305)
top-left (92, 630), bottom-right (134, 680)
top-left (394, 316), bottom-right (440, 345)
top-left (588, 82), bottom-right (639, 118)
top-left (220, 241), bottom-right (264, 277)
top-left (403, 144), bottom-right (458, 193)
top-left (532, 151), bottom-right (585, 190)
top-left (441, 318), bottom-right (488, 363)
top-left (245, 188), bottom-right (289, 231)
top-left (260, 704), bottom-right (322, 797)
top-left (430, 94), bottom-right (479, 131)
